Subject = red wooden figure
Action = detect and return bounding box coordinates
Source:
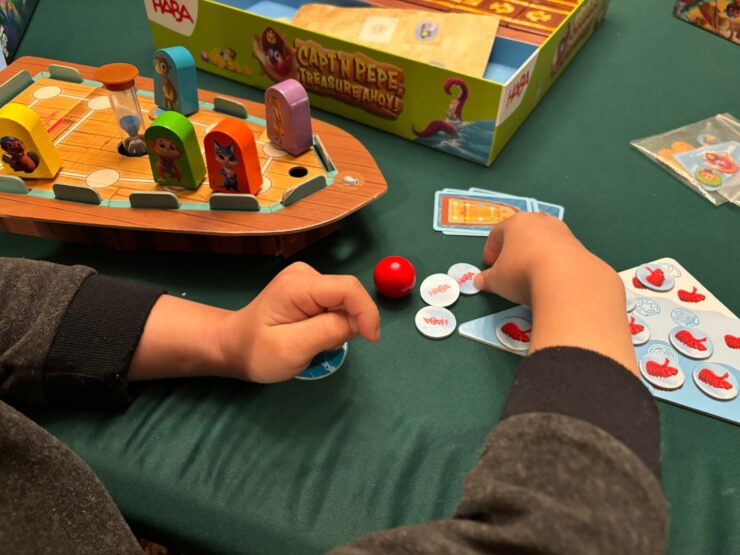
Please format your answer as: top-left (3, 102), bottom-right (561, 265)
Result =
top-left (204, 118), bottom-right (262, 195)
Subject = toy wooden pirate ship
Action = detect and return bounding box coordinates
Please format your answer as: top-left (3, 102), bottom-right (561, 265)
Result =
top-left (0, 56), bottom-right (387, 256)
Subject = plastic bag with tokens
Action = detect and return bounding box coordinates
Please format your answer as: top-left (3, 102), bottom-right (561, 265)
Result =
top-left (630, 113), bottom-right (740, 206)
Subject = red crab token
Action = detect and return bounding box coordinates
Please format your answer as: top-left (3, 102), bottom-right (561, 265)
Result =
top-left (628, 315), bottom-right (650, 346)
top-left (635, 264), bottom-right (675, 292)
top-left (639, 354), bottom-right (685, 391)
top-left (678, 287), bottom-right (706, 303)
top-left (496, 317), bottom-right (532, 352)
top-left (692, 363), bottom-right (738, 401)
top-left (669, 326), bottom-right (713, 359)
top-left (373, 256), bottom-right (416, 299)
top-left (725, 334), bottom-right (740, 350)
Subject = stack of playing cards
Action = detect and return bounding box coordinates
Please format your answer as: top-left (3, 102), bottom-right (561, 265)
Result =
top-left (433, 187), bottom-right (565, 237)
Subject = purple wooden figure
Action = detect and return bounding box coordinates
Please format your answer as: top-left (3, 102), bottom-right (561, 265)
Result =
top-left (265, 79), bottom-right (312, 156)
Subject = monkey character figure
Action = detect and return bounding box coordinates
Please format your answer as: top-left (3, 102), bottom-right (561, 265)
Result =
top-left (0, 136), bottom-right (39, 173)
top-left (148, 137), bottom-right (183, 183)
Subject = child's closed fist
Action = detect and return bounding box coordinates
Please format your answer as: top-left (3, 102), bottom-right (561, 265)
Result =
top-left (217, 262), bottom-right (380, 383)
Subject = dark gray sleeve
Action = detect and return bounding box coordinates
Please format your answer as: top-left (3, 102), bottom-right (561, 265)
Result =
top-left (0, 257), bottom-right (164, 408)
top-left (331, 348), bottom-right (668, 555)
top-left (0, 401), bottom-right (142, 554)
top-left (0, 257), bottom-right (94, 404)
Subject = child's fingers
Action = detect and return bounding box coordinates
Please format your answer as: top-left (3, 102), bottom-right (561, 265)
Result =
top-left (481, 221), bottom-right (506, 266)
top-left (291, 275), bottom-right (380, 342)
top-left (278, 261), bottom-right (320, 277)
top-left (473, 264), bottom-right (502, 294)
top-left (287, 311), bottom-right (360, 362)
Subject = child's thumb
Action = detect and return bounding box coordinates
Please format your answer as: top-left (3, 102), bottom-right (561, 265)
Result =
top-left (474, 266), bottom-right (499, 294)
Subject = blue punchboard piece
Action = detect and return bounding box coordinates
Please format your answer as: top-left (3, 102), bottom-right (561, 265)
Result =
top-left (153, 46), bottom-right (199, 116)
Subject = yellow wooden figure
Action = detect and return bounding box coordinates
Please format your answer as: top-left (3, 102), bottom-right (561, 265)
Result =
top-left (0, 102), bottom-right (62, 178)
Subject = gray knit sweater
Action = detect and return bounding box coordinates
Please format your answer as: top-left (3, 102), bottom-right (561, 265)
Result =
top-left (0, 257), bottom-right (668, 554)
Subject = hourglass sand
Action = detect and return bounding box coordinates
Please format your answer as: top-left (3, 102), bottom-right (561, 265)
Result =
top-left (94, 63), bottom-right (148, 157)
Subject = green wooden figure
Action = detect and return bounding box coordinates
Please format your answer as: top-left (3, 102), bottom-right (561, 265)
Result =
top-left (145, 111), bottom-right (205, 189)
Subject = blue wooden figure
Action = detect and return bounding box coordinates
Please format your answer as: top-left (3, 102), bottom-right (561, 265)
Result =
top-left (153, 46), bottom-right (199, 116)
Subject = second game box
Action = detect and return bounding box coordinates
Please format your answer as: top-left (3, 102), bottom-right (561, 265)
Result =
top-left (146, 0), bottom-right (610, 166)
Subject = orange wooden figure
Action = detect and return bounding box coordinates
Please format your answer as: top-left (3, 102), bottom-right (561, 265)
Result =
top-left (204, 118), bottom-right (262, 195)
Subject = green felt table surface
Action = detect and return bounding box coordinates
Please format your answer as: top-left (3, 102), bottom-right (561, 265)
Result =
top-left (3, 0), bottom-right (739, 553)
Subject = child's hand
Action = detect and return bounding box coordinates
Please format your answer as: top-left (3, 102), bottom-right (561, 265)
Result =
top-left (474, 212), bottom-right (607, 306)
top-left (473, 213), bottom-right (638, 375)
top-left (217, 262), bottom-right (380, 383)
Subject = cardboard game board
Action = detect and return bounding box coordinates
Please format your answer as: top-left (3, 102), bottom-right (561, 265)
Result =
top-left (0, 57), bottom-right (388, 256)
top-left (368, 0), bottom-right (580, 44)
top-left (292, 6), bottom-right (500, 77)
top-left (459, 258), bottom-right (740, 425)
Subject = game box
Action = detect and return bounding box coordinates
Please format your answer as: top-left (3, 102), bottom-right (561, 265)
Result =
top-left (145, 0), bottom-right (610, 166)
top-left (673, 0), bottom-right (740, 45)
top-left (0, 0), bottom-right (38, 67)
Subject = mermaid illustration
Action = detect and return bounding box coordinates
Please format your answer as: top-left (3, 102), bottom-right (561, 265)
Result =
top-left (412, 78), bottom-right (469, 139)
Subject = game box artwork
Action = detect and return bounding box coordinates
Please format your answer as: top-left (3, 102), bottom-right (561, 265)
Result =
top-left (674, 0), bottom-right (740, 44)
top-left (0, 0), bottom-right (37, 65)
top-left (145, 0), bottom-right (611, 166)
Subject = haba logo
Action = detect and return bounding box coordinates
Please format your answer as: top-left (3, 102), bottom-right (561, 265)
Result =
top-left (496, 50), bottom-right (538, 126)
top-left (506, 71), bottom-right (530, 109)
top-left (424, 317), bottom-right (449, 326)
top-left (145, 0), bottom-right (198, 37)
top-left (456, 272), bottom-right (475, 285)
top-left (428, 284), bottom-right (451, 296)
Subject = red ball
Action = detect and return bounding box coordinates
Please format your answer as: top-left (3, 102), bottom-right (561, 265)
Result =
top-left (373, 256), bottom-right (416, 299)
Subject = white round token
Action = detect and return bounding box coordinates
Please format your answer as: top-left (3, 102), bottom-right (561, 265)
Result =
top-left (420, 273), bottom-right (460, 307)
top-left (496, 317), bottom-right (532, 352)
top-left (669, 326), bottom-right (713, 359)
top-left (625, 288), bottom-right (636, 313)
top-left (415, 306), bottom-right (456, 339)
top-left (639, 353), bottom-right (685, 391)
top-left (635, 264), bottom-right (675, 292)
top-left (628, 314), bottom-right (650, 346)
top-left (447, 263), bottom-right (481, 295)
top-left (692, 363), bottom-right (738, 401)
